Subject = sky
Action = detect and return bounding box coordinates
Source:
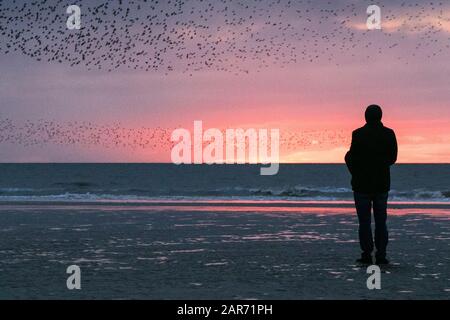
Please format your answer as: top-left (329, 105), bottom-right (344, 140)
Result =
top-left (0, 0), bottom-right (449, 163)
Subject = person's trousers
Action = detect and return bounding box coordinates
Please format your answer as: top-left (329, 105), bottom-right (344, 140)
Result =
top-left (353, 192), bottom-right (389, 259)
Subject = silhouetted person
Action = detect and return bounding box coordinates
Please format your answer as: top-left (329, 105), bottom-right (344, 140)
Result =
top-left (345, 105), bottom-right (398, 265)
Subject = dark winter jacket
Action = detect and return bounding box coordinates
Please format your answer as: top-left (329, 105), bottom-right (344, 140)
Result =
top-left (345, 122), bottom-right (398, 193)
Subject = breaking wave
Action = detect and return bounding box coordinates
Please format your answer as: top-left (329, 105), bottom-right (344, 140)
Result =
top-left (0, 186), bottom-right (448, 203)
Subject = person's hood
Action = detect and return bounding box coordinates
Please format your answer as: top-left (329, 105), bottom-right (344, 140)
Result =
top-left (365, 105), bottom-right (383, 124)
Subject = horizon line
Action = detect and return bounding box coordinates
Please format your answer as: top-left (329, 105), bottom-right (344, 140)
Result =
top-left (0, 162), bottom-right (449, 165)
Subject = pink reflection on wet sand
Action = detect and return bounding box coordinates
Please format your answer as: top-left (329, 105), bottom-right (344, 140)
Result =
top-left (140, 205), bottom-right (450, 217)
top-left (1, 203), bottom-right (447, 217)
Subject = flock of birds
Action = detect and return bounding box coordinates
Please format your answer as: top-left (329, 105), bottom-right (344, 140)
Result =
top-left (0, 0), bottom-right (448, 74)
top-left (0, 117), bottom-right (350, 153)
top-left (0, 117), bottom-right (172, 150)
top-left (0, 1), bottom-right (447, 154)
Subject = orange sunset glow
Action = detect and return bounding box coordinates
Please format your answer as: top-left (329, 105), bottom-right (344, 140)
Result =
top-left (0, 1), bottom-right (449, 164)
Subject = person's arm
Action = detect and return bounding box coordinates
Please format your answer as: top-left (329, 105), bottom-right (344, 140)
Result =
top-left (388, 130), bottom-right (398, 166)
top-left (345, 131), bottom-right (356, 174)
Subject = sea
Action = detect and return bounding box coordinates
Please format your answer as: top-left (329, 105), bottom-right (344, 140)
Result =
top-left (0, 164), bottom-right (449, 203)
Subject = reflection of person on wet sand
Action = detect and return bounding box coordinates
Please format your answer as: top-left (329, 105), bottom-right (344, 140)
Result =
top-left (345, 105), bottom-right (398, 265)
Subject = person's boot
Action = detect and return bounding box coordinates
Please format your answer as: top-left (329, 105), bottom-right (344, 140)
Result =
top-left (356, 253), bottom-right (373, 264)
top-left (375, 257), bottom-right (389, 265)
top-left (375, 252), bottom-right (389, 265)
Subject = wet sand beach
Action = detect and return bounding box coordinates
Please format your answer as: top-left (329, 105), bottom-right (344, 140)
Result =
top-left (0, 202), bottom-right (448, 300)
